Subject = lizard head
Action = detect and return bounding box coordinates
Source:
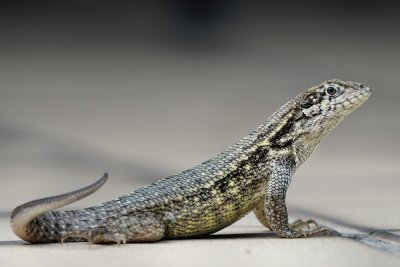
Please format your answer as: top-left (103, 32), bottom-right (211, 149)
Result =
top-left (292, 79), bottom-right (371, 164)
top-left (300, 79), bottom-right (371, 121)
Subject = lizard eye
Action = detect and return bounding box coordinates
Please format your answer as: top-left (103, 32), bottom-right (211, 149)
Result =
top-left (325, 86), bottom-right (339, 96)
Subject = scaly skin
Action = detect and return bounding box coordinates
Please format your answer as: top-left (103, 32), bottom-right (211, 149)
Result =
top-left (10, 79), bottom-right (371, 244)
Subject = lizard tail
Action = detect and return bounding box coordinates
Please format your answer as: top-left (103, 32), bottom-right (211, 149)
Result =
top-left (10, 173), bottom-right (108, 242)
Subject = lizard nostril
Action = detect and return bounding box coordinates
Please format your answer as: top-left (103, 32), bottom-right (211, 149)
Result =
top-left (358, 83), bottom-right (371, 93)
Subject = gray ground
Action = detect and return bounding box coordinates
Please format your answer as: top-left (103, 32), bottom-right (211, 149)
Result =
top-left (1, 1), bottom-right (400, 266)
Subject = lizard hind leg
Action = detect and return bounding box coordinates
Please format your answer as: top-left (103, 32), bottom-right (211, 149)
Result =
top-left (88, 212), bottom-right (170, 244)
top-left (60, 231), bottom-right (91, 244)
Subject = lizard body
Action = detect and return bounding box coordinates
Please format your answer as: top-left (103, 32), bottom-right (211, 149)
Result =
top-left (10, 79), bottom-right (371, 244)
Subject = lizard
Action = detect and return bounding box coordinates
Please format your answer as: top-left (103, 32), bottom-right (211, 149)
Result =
top-left (10, 79), bottom-right (371, 244)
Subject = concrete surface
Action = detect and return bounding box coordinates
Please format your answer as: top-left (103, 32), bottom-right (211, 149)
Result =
top-left (1, 160), bottom-right (400, 267)
top-left (1, 212), bottom-right (399, 267)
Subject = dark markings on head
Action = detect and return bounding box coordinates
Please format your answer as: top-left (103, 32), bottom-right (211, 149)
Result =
top-left (301, 97), bottom-right (314, 109)
top-left (299, 91), bottom-right (324, 119)
top-left (301, 92), bottom-right (322, 109)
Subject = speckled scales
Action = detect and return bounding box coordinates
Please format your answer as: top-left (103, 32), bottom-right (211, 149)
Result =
top-left (11, 79), bottom-right (371, 243)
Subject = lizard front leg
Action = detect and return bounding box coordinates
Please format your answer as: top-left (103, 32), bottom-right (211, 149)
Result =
top-left (264, 157), bottom-right (337, 238)
top-left (253, 200), bottom-right (272, 229)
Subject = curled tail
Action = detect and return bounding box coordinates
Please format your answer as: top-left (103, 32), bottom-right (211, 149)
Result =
top-left (10, 173), bottom-right (108, 243)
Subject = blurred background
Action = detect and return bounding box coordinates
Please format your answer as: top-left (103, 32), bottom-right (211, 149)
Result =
top-left (0, 0), bottom-right (399, 229)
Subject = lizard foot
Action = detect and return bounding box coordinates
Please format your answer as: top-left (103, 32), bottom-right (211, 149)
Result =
top-left (297, 225), bottom-right (339, 237)
top-left (60, 232), bottom-right (90, 244)
top-left (289, 219), bottom-right (318, 231)
top-left (276, 225), bottom-right (340, 238)
top-left (83, 213), bottom-right (167, 244)
top-left (89, 231), bottom-right (127, 245)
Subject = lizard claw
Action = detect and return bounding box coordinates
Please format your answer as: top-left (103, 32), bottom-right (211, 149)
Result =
top-left (89, 230), bottom-right (127, 245)
top-left (289, 219), bottom-right (319, 231)
top-left (296, 226), bottom-right (340, 238)
top-left (276, 225), bottom-right (339, 238)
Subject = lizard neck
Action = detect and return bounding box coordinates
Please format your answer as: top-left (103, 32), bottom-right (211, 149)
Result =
top-left (292, 112), bottom-right (346, 167)
top-left (235, 92), bottom-right (305, 167)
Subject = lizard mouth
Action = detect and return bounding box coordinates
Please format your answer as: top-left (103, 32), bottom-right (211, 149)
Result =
top-left (335, 86), bottom-right (371, 111)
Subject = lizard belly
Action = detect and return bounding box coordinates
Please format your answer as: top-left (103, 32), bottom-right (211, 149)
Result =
top-left (166, 183), bottom-right (265, 238)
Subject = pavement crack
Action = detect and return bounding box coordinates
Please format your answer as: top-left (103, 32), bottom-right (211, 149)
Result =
top-left (291, 207), bottom-right (400, 256)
